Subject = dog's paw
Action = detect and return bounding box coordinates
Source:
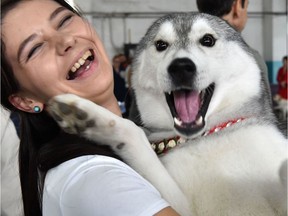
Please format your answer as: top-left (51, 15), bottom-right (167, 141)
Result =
top-left (47, 94), bottom-right (96, 135)
top-left (47, 94), bottom-right (133, 144)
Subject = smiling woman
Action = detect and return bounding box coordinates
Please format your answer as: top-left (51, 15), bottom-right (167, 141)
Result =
top-left (2, 0), bottom-right (116, 111)
top-left (1, 0), bottom-right (180, 216)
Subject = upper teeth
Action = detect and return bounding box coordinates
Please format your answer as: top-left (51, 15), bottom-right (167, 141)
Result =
top-left (70, 50), bottom-right (92, 73)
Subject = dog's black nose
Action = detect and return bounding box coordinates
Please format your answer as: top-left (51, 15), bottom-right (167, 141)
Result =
top-left (168, 58), bottom-right (196, 87)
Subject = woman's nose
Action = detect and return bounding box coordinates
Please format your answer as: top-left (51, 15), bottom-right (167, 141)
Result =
top-left (55, 32), bottom-right (76, 55)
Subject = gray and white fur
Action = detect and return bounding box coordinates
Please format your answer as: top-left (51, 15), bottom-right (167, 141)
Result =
top-left (49, 13), bottom-right (287, 216)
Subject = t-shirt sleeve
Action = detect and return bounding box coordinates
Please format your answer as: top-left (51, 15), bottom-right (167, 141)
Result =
top-left (59, 158), bottom-right (169, 216)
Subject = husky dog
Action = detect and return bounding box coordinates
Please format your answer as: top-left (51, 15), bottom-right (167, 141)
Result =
top-left (48, 13), bottom-right (287, 216)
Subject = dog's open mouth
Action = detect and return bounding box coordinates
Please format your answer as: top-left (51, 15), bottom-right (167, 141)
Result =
top-left (165, 83), bottom-right (215, 136)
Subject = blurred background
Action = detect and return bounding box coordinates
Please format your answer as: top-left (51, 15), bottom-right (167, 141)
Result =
top-left (73, 0), bottom-right (287, 85)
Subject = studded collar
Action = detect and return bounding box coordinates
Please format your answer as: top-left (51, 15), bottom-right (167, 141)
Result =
top-left (151, 117), bottom-right (246, 155)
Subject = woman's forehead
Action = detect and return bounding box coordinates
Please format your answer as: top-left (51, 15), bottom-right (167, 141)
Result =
top-left (2, 0), bottom-right (62, 58)
top-left (3, 0), bottom-right (62, 29)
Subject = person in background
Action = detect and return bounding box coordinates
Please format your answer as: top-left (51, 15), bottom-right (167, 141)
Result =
top-left (112, 54), bottom-right (129, 116)
top-left (112, 54), bottom-right (123, 73)
top-left (276, 55), bottom-right (288, 100)
top-left (196, 0), bottom-right (248, 32)
top-left (196, 0), bottom-right (272, 104)
top-left (273, 55), bottom-right (288, 133)
top-left (1, 0), bottom-right (181, 215)
top-left (112, 53), bottom-right (128, 76)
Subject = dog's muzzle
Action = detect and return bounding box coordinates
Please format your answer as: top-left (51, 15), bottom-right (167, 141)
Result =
top-left (165, 57), bottom-right (215, 137)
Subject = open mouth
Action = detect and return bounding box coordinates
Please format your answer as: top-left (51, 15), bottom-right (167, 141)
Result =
top-left (66, 49), bottom-right (95, 80)
top-left (165, 83), bottom-right (215, 136)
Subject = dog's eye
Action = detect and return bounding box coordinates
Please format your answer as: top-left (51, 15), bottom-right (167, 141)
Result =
top-left (155, 40), bottom-right (169, 51)
top-left (200, 34), bottom-right (216, 47)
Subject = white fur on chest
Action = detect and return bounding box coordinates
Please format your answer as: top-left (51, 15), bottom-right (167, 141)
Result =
top-left (160, 125), bottom-right (287, 215)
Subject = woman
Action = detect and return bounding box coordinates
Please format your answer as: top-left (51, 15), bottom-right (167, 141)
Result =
top-left (1, 0), bottom-right (180, 215)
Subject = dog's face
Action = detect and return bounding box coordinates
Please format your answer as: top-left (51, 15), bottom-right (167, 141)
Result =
top-left (132, 13), bottom-right (262, 138)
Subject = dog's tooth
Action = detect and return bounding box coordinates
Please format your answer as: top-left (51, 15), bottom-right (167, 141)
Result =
top-left (174, 117), bottom-right (182, 126)
top-left (195, 116), bottom-right (203, 126)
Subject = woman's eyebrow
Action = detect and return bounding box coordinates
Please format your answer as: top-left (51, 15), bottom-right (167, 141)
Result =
top-left (17, 7), bottom-right (67, 62)
top-left (49, 6), bottom-right (67, 21)
top-left (17, 34), bottom-right (37, 62)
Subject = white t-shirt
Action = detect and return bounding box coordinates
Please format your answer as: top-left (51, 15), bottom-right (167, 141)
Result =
top-left (1, 108), bottom-right (23, 216)
top-left (43, 155), bottom-right (169, 216)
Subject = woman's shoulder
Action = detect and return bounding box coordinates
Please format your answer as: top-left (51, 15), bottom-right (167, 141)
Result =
top-left (45, 155), bottom-right (130, 186)
top-left (44, 154), bottom-right (158, 198)
top-left (43, 155), bottom-right (133, 213)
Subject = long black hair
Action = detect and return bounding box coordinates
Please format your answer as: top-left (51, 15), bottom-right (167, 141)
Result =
top-left (1, 1), bottom-right (121, 215)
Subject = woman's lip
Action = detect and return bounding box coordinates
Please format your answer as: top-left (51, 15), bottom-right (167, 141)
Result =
top-left (69, 49), bottom-right (98, 80)
top-left (69, 49), bottom-right (90, 73)
top-left (66, 48), bottom-right (98, 80)
top-left (76, 58), bottom-right (96, 79)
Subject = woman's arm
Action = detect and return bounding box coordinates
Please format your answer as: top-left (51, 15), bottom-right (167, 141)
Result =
top-left (155, 207), bottom-right (181, 216)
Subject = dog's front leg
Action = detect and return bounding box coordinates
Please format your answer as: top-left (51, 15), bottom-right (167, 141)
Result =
top-left (48, 94), bottom-right (192, 216)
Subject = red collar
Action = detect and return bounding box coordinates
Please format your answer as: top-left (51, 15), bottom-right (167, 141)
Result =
top-left (202, 117), bottom-right (246, 136)
top-left (151, 117), bottom-right (246, 155)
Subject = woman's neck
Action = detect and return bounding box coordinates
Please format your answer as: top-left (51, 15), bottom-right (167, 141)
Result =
top-left (103, 96), bottom-right (122, 117)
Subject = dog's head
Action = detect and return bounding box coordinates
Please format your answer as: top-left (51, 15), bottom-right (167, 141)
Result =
top-left (132, 13), bottom-right (269, 138)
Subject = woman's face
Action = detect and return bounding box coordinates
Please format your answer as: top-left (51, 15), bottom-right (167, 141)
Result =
top-left (2, 0), bottom-right (118, 113)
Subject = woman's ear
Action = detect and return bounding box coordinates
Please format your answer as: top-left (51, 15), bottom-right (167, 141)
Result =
top-left (8, 94), bottom-right (44, 113)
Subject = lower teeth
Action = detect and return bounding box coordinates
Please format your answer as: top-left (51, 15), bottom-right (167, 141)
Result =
top-left (195, 116), bottom-right (203, 125)
top-left (174, 117), bottom-right (183, 126)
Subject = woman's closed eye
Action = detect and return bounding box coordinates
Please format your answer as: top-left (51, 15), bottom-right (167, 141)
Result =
top-left (57, 14), bottom-right (74, 29)
top-left (25, 14), bottom-right (74, 61)
top-left (27, 43), bottom-right (43, 61)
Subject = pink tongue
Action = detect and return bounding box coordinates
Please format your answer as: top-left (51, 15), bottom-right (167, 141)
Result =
top-left (173, 90), bottom-right (200, 123)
